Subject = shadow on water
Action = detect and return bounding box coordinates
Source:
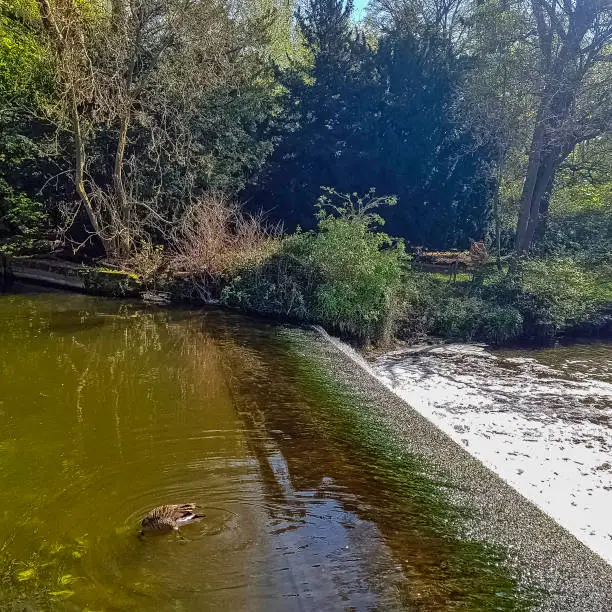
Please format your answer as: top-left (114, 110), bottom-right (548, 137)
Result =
top-left (217, 331), bottom-right (538, 611)
top-left (0, 287), bottom-right (535, 610)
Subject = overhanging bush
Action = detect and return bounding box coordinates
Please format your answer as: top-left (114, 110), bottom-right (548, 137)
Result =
top-left (222, 189), bottom-right (408, 345)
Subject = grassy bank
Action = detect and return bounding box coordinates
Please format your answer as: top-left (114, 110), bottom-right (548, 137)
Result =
top-left (223, 192), bottom-right (611, 347)
top-left (401, 258), bottom-right (612, 346)
top-left (8, 191), bottom-right (610, 349)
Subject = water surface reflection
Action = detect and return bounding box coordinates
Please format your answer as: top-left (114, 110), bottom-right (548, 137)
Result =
top-left (0, 288), bottom-right (526, 610)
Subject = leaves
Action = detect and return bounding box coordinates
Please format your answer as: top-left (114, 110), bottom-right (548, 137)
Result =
top-left (48, 589), bottom-right (75, 599)
top-left (58, 573), bottom-right (77, 586)
top-left (251, 1), bottom-right (492, 249)
top-left (16, 568), bottom-right (36, 582)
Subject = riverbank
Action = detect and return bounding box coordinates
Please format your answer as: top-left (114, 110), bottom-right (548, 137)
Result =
top-left (7, 253), bottom-right (612, 352)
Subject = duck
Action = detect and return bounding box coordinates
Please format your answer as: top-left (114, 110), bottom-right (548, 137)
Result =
top-left (140, 503), bottom-right (204, 535)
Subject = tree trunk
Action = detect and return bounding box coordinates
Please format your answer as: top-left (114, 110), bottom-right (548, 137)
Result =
top-left (112, 24), bottom-right (138, 260)
top-left (514, 0), bottom-right (599, 255)
top-left (533, 173), bottom-right (555, 244)
top-left (514, 115), bottom-right (545, 253)
top-left (514, 89), bottom-right (572, 254)
top-left (113, 112), bottom-right (131, 258)
top-left (521, 152), bottom-right (558, 251)
top-left (38, 0), bottom-right (114, 258)
top-left (493, 143), bottom-right (505, 270)
top-left (71, 94), bottom-right (113, 258)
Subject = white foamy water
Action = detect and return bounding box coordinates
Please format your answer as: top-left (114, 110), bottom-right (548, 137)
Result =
top-left (372, 343), bottom-right (612, 566)
top-left (315, 327), bottom-right (612, 566)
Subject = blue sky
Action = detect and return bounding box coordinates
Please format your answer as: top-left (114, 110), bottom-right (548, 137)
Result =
top-left (353, 0), bottom-right (368, 19)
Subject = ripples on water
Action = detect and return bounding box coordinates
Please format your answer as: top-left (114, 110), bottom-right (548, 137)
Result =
top-left (0, 287), bottom-right (531, 610)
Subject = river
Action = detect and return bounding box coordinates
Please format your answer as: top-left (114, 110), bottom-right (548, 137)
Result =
top-left (0, 286), bottom-right (610, 610)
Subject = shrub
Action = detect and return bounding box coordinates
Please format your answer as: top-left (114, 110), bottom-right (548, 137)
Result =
top-left (222, 189), bottom-right (408, 345)
top-left (409, 256), bottom-right (611, 344)
top-left (388, 265), bottom-right (447, 341)
top-left (0, 181), bottom-right (49, 255)
top-left (540, 203), bottom-right (612, 263)
top-left (124, 241), bottom-right (166, 285)
top-left (221, 251), bottom-right (314, 319)
top-left (485, 257), bottom-right (612, 339)
top-left (297, 189), bottom-right (407, 343)
top-left (478, 304), bottom-right (524, 344)
top-left (432, 295), bottom-right (523, 344)
top-left (169, 193), bottom-right (280, 297)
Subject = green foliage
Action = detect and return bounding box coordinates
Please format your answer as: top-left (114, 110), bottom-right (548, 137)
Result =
top-left (484, 258), bottom-right (612, 339)
top-left (541, 205), bottom-right (612, 264)
top-left (0, 0), bottom-right (54, 254)
top-left (223, 189), bottom-right (408, 345)
top-left (79, 267), bottom-right (141, 297)
top-left (518, 258), bottom-right (610, 329)
top-left (224, 197), bottom-right (611, 345)
top-left (250, 0), bottom-right (493, 249)
top-left (398, 253), bottom-right (611, 345)
top-left (221, 251), bottom-right (314, 319)
top-left (0, 0), bottom-right (607, 349)
top-left (0, 178), bottom-right (49, 254)
top-left (251, 0), bottom-right (295, 67)
top-left (541, 148), bottom-right (612, 262)
top-left (299, 189), bottom-right (406, 343)
top-left (552, 182), bottom-right (611, 216)
top-left (399, 270), bottom-right (524, 345)
top-left (0, 0), bottom-right (48, 104)
top-left (432, 295), bottom-right (523, 344)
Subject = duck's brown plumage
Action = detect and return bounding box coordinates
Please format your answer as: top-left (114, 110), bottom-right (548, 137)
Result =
top-left (141, 503), bottom-right (204, 532)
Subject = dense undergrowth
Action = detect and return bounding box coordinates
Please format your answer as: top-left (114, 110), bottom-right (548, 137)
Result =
top-left (145, 190), bottom-right (610, 348)
top-left (2, 1), bottom-right (609, 350)
top-left (6, 188), bottom-right (610, 348)
top-left (217, 189), bottom-right (408, 345)
top-left (416, 258), bottom-right (612, 345)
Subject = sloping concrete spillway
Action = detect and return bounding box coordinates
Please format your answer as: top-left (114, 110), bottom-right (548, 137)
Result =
top-left (314, 327), bottom-right (612, 610)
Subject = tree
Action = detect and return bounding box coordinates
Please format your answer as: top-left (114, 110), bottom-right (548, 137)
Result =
top-left (514, 0), bottom-right (612, 253)
top-left (35, 0), bottom-right (276, 259)
top-left (252, 0), bottom-right (492, 248)
top-left (369, 31), bottom-right (493, 248)
top-left (461, 0), bottom-right (535, 264)
top-left (248, 0), bottom-right (374, 228)
top-left (0, 0), bottom-right (54, 253)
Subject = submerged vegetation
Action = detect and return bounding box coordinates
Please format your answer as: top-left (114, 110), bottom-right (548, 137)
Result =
top-left (1, 0), bottom-right (610, 346)
top-left (274, 332), bottom-right (542, 609)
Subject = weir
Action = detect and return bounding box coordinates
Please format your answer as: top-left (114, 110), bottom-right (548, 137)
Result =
top-left (307, 325), bottom-right (612, 609)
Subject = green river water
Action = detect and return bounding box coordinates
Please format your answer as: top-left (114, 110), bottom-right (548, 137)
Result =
top-left (0, 286), bottom-right (534, 611)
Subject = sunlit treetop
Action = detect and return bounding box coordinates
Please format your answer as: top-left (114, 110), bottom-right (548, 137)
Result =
top-left (0, 0), bottom-right (49, 103)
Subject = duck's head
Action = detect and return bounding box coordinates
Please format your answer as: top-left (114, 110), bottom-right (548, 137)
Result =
top-left (141, 516), bottom-right (154, 532)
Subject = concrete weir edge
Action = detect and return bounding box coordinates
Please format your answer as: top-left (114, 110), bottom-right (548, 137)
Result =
top-left (307, 325), bottom-right (612, 612)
